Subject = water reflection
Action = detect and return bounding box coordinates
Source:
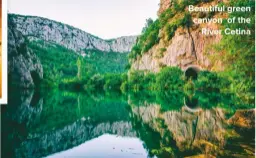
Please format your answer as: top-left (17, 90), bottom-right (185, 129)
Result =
top-left (47, 134), bottom-right (147, 158)
top-left (1, 90), bottom-right (255, 158)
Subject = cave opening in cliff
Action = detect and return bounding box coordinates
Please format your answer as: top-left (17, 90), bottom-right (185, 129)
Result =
top-left (185, 67), bottom-right (199, 80)
top-left (185, 96), bottom-right (199, 109)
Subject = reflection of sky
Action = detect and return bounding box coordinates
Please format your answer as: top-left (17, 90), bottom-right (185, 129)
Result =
top-left (47, 134), bottom-right (148, 158)
top-left (8, 0), bottom-right (159, 39)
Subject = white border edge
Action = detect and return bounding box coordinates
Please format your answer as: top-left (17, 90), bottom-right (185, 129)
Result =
top-left (0, 0), bottom-right (7, 104)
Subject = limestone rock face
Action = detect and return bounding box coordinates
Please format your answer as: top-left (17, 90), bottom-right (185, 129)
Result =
top-left (158, 0), bottom-right (171, 15)
top-left (8, 27), bottom-right (43, 88)
top-left (132, 0), bottom-right (224, 72)
top-left (227, 109), bottom-right (255, 128)
top-left (131, 103), bottom-right (228, 156)
top-left (132, 27), bottom-right (222, 72)
top-left (9, 14), bottom-right (137, 54)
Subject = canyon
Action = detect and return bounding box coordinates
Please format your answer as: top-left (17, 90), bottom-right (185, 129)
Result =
top-left (131, 0), bottom-right (225, 72)
top-left (9, 14), bottom-right (137, 54)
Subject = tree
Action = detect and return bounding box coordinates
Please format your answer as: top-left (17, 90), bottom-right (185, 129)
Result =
top-left (76, 58), bottom-right (82, 79)
top-left (155, 67), bottom-right (184, 90)
top-left (142, 18), bottom-right (154, 33)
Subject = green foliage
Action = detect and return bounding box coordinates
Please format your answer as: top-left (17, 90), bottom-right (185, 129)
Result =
top-left (195, 71), bottom-right (231, 92)
top-left (59, 78), bottom-right (88, 91)
top-left (129, 19), bottom-right (160, 60)
top-left (120, 81), bottom-right (129, 93)
top-left (156, 91), bottom-right (184, 111)
top-left (142, 18), bottom-right (154, 33)
top-left (28, 40), bottom-right (79, 87)
top-left (76, 58), bottom-right (82, 79)
top-left (184, 79), bottom-right (195, 92)
top-left (128, 0), bottom-right (201, 61)
top-left (180, 12), bottom-right (193, 28)
top-left (159, 8), bottom-right (175, 27)
top-left (83, 49), bottom-right (129, 74)
top-left (212, 0), bottom-right (255, 103)
top-left (128, 71), bottom-right (145, 91)
top-left (142, 20), bottom-right (161, 53)
top-left (155, 67), bottom-right (184, 91)
top-left (85, 74), bottom-right (105, 91)
top-left (165, 23), bottom-right (178, 40)
top-left (104, 74), bottom-right (122, 91)
top-left (27, 40), bottom-right (129, 87)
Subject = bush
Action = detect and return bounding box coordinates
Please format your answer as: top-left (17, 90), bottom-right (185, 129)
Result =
top-left (59, 78), bottom-right (87, 91)
top-left (128, 71), bottom-right (145, 91)
top-left (155, 67), bottom-right (184, 90)
top-left (104, 74), bottom-right (122, 91)
top-left (85, 74), bottom-right (105, 91)
top-left (129, 20), bottom-right (160, 60)
top-left (195, 71), bottom-right (231, 92)
top-left (180, 13), bottom-right (193, 28)
top-left (165, 23), bottom-right (178, 40)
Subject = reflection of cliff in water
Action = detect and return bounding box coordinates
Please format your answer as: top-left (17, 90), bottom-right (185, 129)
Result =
top-left (129, 97), bottom-right (255, 158)
top-left (1, 89), bottom-right (43, 158)
top-left (1, 90), bottom-right (255, 158)
top-left (1, 91), bottom-right (136, 158)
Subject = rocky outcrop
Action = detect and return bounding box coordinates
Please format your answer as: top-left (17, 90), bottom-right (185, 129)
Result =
top-left (132, 0), bottom-right (224, 72)
top-left (132, 26), bottom-right (222, 72)
top-left (9, 14), bottom-right (137, 54)
top-left (227, 109), bottom-right (255, 128)
top-left (158, 0), bottom-right (171, 15)
top-left (108, 36), bottom-right (138, 53)
top-left (8, 26), bottom-right (43, 88)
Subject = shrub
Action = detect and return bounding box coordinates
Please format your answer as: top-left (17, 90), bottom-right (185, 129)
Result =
top-left (143, 72), bottom-right (156, 90)
top-left (155, 67), bottom-right (184, 90)
top-left (165, 23), bottom-right (178, 40)
top-left (85, 74), bottom-right (105, 91)
top-left (129, 19), bottom-right (160, 60)
top-left (195, 71), bottom-right (231, 92)
top-left (180, 13), bottom-right (193, 28)
top-left (59, 78), bottom-right (87, 91)
top-left (128, 71), bottom-right (145, 91)
top-left (104, 74), bottom-right (122, 91)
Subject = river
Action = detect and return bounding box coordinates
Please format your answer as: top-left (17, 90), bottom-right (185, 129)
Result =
top-left (1, 89), bottom-right (255, 158)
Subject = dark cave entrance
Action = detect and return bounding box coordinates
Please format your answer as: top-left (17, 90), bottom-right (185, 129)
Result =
top-left (185, 67), bottom-right (199, 80)
top-left (185, 96), bottom-right (199, 109)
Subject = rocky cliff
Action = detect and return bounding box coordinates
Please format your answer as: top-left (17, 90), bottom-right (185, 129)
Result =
top-left (131, 0), bottom-right (224, 72)
top-left (9, 14), bottom-right (137, 54)
top-left (8, 26), bottom-right (43, 88)
top-left (158, 0), bottom-right (171, 16)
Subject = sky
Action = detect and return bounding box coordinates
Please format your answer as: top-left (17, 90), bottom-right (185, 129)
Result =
top-left (8, 0), bottom-right (159, 39)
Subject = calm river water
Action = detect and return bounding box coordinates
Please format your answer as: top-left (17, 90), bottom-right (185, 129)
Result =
top-left (1, 89), bottom-right (255, 158)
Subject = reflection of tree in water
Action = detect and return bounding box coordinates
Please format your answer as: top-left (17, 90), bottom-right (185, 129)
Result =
top-left (1, 90), bottom-right (254, 158)
top-left (130, 111), bottom-right (181, 158)
top-left (129, 91), bottom-right (255, 157)
top-left (2, 90), bottom-right (136, 158)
